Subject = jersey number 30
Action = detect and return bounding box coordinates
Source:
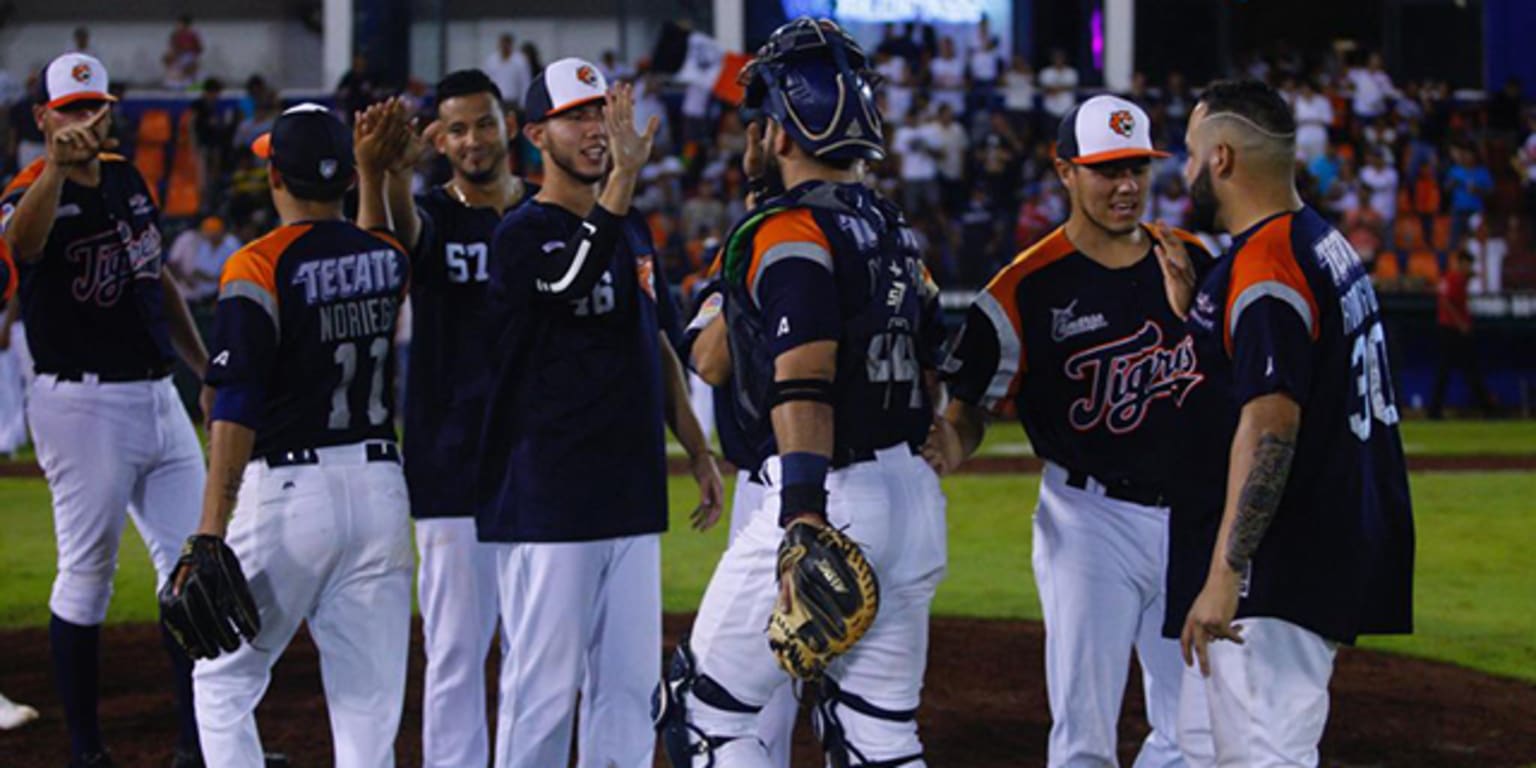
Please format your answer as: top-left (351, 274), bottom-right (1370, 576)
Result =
top-left (329, 338), bottom-right (390, 429)
top-left (1348, 321), bottom-right (1399, 441)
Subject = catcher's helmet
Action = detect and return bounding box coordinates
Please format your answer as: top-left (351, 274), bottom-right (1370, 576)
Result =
top-left (739, 17), bottom-right (884, 162)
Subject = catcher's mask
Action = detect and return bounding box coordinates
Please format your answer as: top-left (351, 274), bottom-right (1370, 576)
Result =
top-left (738, 17), bottom-right (885, 163)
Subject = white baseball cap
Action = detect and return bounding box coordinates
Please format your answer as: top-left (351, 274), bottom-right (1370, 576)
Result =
top-left (1056, 95), bottom-right (1168, 165)
top-left (524, 57), bottom-right (608, 123)
top-left (44, 53), bottom-right (117, 110)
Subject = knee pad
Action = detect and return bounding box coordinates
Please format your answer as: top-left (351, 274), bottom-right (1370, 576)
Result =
top-left (653, 637), bottom-right (769, 768)
top-left (50, 566), bottom-right (115, 626)
top-left (813, 678), bottom-right (924, 768)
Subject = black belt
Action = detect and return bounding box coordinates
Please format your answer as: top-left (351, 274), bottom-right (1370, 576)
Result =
top-left (40, 363), bottom-right (174, 382)
top-left (1065, 469), bottom-right (1166, 508)
top-left (261, 442), bottom-right (400, 468)
top-left (833, 440), bottom-right (922, 469)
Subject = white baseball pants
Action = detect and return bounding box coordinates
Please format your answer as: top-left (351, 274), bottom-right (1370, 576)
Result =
top-left (1033, 463), bottom-right (1188, 768)
top-left (728, 471), bottom-right (796, 768)
top-left (1176, 617), bottom-right (1337, 768)
top-left (491, 534), bottom-right (661, 768)
top-left (415, 516), bottom-right (503, 768)
top-left (687, 446), bottom-right (947, 767)
top-left (28, 374), bottom-right (204, 625)
top-left (193, 444), bottom-right (414, 768)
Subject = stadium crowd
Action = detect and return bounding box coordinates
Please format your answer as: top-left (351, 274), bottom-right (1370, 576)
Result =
top-left (2, 21), bottom-right (1535, 302)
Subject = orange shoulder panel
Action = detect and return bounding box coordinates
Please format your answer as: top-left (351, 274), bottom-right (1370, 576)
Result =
top-left (2, 158), bottom-right (47, 200)
top-left (363, 227), bottom-right (406, 254)
top-left (1223, 214), bottom-right (1320, 354)
top-left (219, 224), bottom-right (312, 294)
top-left (745, 208), bottom-right (831, 294)
top-left (983, 226), bottom-right (1075, 337)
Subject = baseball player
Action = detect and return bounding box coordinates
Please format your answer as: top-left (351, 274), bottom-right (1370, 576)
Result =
top-left (679, 254), bottom-right (797, 768)
top-left (0, 53), bottom-right (210, 768)
top-left (657, 19), bottom-right (948, 767)
top-left (476, 60), bottom-right (724, 768)
top-left (927, 95), bottom-right (1210, 767)
top-left (351, 69), bottom-right (530, 768)
top-left (185, 103), bottom-right (414, 768)
top-left (1167, 80), bottom-right (1414, 767)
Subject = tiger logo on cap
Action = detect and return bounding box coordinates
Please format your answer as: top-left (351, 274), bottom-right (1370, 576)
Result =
top-left (1109, 109), bottom-right (1135, 138)
top-left (576, 65), bottom-right (599, 87)
top-left (71, 63), bottom-right (92, 84)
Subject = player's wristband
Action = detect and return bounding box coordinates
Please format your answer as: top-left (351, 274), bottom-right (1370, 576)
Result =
top-left (779, 452), bottom-right (829, 526)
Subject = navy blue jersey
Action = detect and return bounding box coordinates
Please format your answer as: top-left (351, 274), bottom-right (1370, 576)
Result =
top-left (680, 279), bottom-right (765, 475)
top-left (205, 221), bottom-right (410, 458)
top-left (402, 185), bottom-right (529, 519)
top-left (1, 157), bottom-right (173, 376)
top-left (720, 181), bottom-right (938, 466)
top-left (1165, 206), bottom-right (1414, 645)
top-left (944, 225), bottom-right (1213, 494)
top-left (476, 200), bottom-right (679, 543)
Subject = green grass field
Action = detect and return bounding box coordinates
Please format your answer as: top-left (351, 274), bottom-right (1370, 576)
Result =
top-left (2, 422), bottom-right (1533, 682)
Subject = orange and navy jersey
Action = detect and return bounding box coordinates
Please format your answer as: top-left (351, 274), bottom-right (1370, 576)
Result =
top-left (1, 156), bottom-right (173, 375)
top-left (943, 224), bottom-right (1213, 493)
top-left (205, 220), bottom-right (409, 458)
top-left (721, 181), bottom-right (942, 466)
top-left (1166, 206), bottom-right (1414, 645)
top-left (0, 238), bottom-right (17, 303)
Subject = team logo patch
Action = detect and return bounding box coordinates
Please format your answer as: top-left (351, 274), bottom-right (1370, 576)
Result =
top-left (575, 65), bottom-right (600, 88)
top-left (71, 63), bottom-right (92, 83)
top-left (319, 159), bottom-right (339, 180)
top-left (636, 254), bottom-right (656, 301)
top-left (1050, 299), bottom-right (1109, 342)
top-left (1063, 321), bottom-right (1203, 434)
top-left (1109, 109), bottom-right (1135, 138)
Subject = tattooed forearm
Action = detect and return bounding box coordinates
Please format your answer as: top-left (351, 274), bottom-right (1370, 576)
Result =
top-left (1225, 432), bottom-right (1297, 572)
top-left (220, 474), bottom-right (243, 506)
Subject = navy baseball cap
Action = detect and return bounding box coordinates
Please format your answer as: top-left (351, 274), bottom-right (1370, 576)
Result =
top-left (1056, 95), bottom-right (1169, 165)
top-left (251, 103), bottom-right (354, 195)
top-left (524, 58), bottom-right (608, 123)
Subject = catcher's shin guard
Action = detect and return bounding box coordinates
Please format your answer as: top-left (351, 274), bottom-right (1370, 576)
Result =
top-left (812, 678), bottom-right (923, 768)
top-left (653, 637), bottom-right (768, 767)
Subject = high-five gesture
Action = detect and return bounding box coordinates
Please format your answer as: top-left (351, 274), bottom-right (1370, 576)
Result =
top-left (604, 83), bottom-right (659, 176)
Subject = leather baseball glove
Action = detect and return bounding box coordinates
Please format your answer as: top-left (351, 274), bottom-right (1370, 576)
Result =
top-left (159, 534), bottom-right (261, 660)
top-left (767, 517), bottom-right (879, 680)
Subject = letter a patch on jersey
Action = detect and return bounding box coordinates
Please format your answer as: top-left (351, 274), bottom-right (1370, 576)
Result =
top-left (212, 350), bottom-right (231, 367)
top-left (777, 316), bottom-right (791, 337)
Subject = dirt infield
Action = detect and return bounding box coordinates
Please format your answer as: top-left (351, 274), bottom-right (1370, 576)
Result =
top-left (2, 616), bottom-right (1533, 767)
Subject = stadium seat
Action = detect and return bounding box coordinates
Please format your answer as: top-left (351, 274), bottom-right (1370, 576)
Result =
top-left (137, 109), bottom-right (173, 144)
top-left (1394, 217), bottom-right (1423, 250)
top-left (1432, 215), bottom-right (1452, 251)
top-left (1406, 250), bottom-right (1441, 283)
top-left (132, 109), bottom-right (174, 198)
top-left (1373, 251), bottom-right (1402, 280)
top-left (163, 109), bottom-right (202, 218)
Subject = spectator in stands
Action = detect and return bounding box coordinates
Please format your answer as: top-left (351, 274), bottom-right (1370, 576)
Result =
top-left (1429, 249), bottom-right (1497, 419)
top-left (894, 109), bottom-right (942, 216)
top-left (1486, 76), bottom-right (1525, 141)
top-left (521, 42), bottom-right (544, 82)
top-left (485, 33), bottom-right (531, 110)
top-left (167, 216), bottom-right (240, 326)
top-left (1360, 149), bottom-right (1400, 228)
top-left (1149, 175), bottom-right (1191, 230)
top-left (189, 77), bottom-right (236, 208)
top-left (1326, 155), bottom-right (1363, 222)
top-left (976, 111), bottom-right (1024, 220)
top-left (1347, 50), bottom-right (1397, 124)
top-left (162, 14), bottom-right (203, 89)
top-left (1516, 112), bottom-right (1536, 220)
top-left (929, 37), bottom-right (966, 115)
top-left (1291, 77), bottom-right (1334, 163)
top-left (1464, 214), bottom-right (1508, 294)
top-left (1411, 155), bottom-right (1443, 248)
top-left (1162, 72), bottom-right (1194, 153)
top-left (967, 35), bottom-right (1004, 115)
top-left (875, 51), bottom-right (914, 125)
top-left (6, 74), bottom-right (45, 170)
top-left (1039, 48), bottom-right (1078, 121)
top-left (958, 186), bottom-right (998, 284)
top-left (71, 26), bottom-right (93, 56)
top-left (335, 53), bottom-right (381, 121)
top-left (599, 50), bottom-right (633, 84)
top-left (233, 75), bottom-right (281, 153)
top-left (931, 101), bottom-right (970, 214)
top-left (1308, 142), bottom-right (1342, 199)
top-left (1001, 55), bottom-right (1037, 134)
top-left (1445, 141), bottom-right (1493, 248)
top-left (876, 22), bottom-right (922, 73)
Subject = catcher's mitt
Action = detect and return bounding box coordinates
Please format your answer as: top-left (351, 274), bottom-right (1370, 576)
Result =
top-left (767, 518), bottom-right (879, 680)
top-left (159, 534), bottom-right (261, 660)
